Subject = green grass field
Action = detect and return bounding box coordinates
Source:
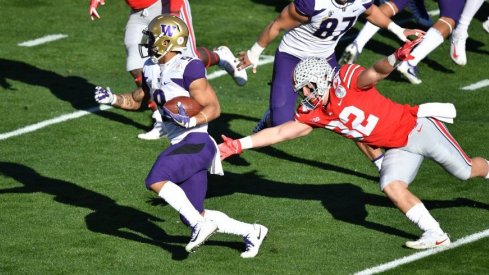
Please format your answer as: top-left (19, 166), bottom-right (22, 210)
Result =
top-left (1, 0), bottom-right (489, 274)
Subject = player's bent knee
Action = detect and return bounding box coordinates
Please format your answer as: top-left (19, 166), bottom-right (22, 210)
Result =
top-left (146, 180), bottom-right (167, 193)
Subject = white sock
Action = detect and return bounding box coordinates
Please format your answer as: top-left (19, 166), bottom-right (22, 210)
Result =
top-left (204, 209), bottom-right (254, 236)
top-left (405, 203), bottom-right (444, 234)
top-left (485, 160), bottom-right (489, 179)
top-left (454, 0), bottom-right (485, 35)
top-left (409, 28), bottom-right (444, 66)
top-left (158, 181), bottom-right (203, 227)
top-left (354, 22), bottom-right (380, 53)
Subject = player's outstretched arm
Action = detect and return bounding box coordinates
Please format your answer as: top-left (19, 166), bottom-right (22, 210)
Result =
top-left (364, 4), bottom-right (425, 42)
top-left (238, 2), bottom-right (307, 73)
top-left (219, 121), bottom-right (313, 160)
top-left (356, 37), bottom-right (423, 89)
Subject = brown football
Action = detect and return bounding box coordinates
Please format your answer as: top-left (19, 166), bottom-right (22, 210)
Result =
top-left (163, 96), bottom-right (203, 117)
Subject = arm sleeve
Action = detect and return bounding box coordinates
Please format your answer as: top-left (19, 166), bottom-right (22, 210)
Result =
top-left (338, 64), bottom-right (366, 90)
top-left (183, 59), bottom-right (206, 91)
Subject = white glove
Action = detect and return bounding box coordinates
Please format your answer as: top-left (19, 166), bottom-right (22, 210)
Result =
top-left (94, 86), bottom-right (116, 105)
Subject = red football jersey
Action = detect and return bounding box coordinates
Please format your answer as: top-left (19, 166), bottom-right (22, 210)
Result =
top-left (295, 64), bottom-right (419, 148)
top-left (125, 0), bottom-right (158, 10)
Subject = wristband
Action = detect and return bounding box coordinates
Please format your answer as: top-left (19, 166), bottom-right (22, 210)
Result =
top-left (239, 136), bottom-right (253, 150)
top-left (387, 54), bottom-right (399, 67)
top-left (247, 42), bottom-right (265, 66)
top-left (110, 94), bottom-right (117, 105)
top-left (387, 22), bottom-right (406, 42)
top-left (188, 117), bottom-right (197, 128)
top-left (199, 111), bottom-right (208, 124)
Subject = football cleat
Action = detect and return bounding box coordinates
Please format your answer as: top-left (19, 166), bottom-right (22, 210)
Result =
top-left (215, 46), bottom-right (248, 86)
top-left (397, 61), bottom-right (422, 85)
top-left (185, 219), bottom-right (218, 253)
top-left (483, 18), bottom-right (489, 34)
top-left (240, 224), bottom-right (268, 258)
top-left (138, 111), bottom-right (167, 140)
top-left (405, 231), bottom-right (451, 250)
top-left (253, 109), bottom-right (271, 133)
top-left (339, 42), bottom-right (360, 65)
top-left (450, 32), bottom-right (468, 66)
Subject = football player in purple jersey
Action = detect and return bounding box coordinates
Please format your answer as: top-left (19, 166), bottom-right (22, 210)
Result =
top-left (94, 15), bottom-right (267, 257)
top-left (88, 0), bottom-right (246, 140)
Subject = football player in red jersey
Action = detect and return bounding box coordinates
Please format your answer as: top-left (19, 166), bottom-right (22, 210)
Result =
top-left (219, 37), bottom-right (489, 250)
top-left (88, 0), bottom-right (247, 140)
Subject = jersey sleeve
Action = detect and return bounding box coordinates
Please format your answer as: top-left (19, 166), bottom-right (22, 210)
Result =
top-left (338, 64), bottom-right (367, 91)
top-left (294, 0), bottom-right (315, 17)
top-left (183, 59), bottom-right (206, 91)
top-left (360, 0), bottom-right (373, 10)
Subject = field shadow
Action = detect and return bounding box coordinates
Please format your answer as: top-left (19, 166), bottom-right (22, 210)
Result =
top-left (205, 170), bottom-right (489, 241)
top-left (0, 161), bottom-right (192, 260)
top-left (0, 58), bottom-right (148, 131)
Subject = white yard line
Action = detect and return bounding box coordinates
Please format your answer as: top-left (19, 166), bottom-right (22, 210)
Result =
top-left (18, 34), bottom-right (68, 47)
top-left (462, 79), bottom-right (489, 91)
top-left (0, 55), bottom-right (275, 141)
top-left (354, 228), bottom-right (489, 275)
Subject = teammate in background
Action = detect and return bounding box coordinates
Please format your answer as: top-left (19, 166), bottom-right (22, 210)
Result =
top-left (220, 38), bottom-right (489, 249)
top-left (340, 0), bottom-right (464, 84)
top-left (94, 15), bottom-right (267, 257)
top-left (450, 0), bottom-right (489, 66)
top-left (238, 0), bottom-right (422, 133)
top-left (88, 0), bottom-right (247, 140)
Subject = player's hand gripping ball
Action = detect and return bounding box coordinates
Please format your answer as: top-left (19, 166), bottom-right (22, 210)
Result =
top-left (163, 96), bottom-right (203, 117)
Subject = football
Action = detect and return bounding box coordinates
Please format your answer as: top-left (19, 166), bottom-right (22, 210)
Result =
top-left (163, 96), bottom-right (203, 117)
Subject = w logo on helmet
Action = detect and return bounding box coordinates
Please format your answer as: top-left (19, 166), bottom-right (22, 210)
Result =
top-left (160, 24), bottom-right (178, 37)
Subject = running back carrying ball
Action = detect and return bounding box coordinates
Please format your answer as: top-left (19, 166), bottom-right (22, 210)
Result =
top-left (164, 96), bottom-right (203, 117)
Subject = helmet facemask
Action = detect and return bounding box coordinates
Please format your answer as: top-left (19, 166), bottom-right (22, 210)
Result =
top-left (138, 14), bottom-right (189, 63)
top-left (293, 57), bottom-right (334, 110)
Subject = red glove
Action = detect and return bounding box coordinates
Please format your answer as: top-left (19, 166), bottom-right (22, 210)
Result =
top-left (89, 0), bottom-right (105, 20)
top-left (394, 37), bottom-right (423, 61)
top-left (218, 135), bottom-right (242, 160)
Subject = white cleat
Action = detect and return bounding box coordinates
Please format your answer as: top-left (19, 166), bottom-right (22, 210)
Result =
top-left (215, 46), bottom-right (247, 86)
top-left (138, 111), bottom-right (167, 140)
top-left (405, 232), bottom-right (451, 250)
top-left (240, 224), bottom-right (268, 258)
top-left (339, 42), bottom-right (360, 65)
top-left (185, 219), bottom-right (218, 253)
top-left (397, 61), bottom-right (422, 85)
top-left (450, 32), bottom-right (467, 66)
top-left (483, 18), bottom-right (489, 34)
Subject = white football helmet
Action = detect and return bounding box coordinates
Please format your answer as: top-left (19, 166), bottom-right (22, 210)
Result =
top-left (139, 14), bottom-right (189, 63)
top-left (293, 57), bottom-right (334, 110)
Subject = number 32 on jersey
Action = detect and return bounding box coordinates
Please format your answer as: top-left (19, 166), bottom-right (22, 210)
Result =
top-left (325, 106), bottom-right (379, 140)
